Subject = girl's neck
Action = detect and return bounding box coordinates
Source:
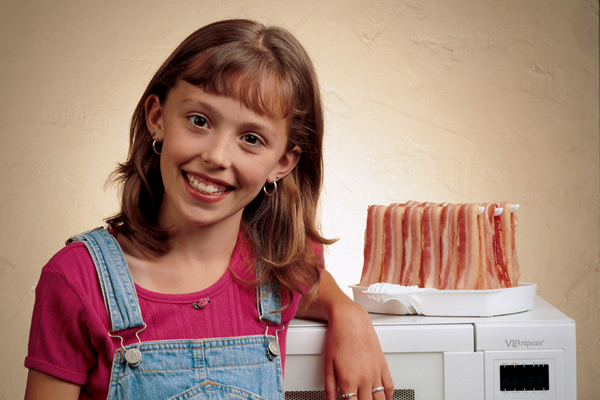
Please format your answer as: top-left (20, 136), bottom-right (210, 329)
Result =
top-left (120, 216), bottom-right (243, 294)
top-left (165, 218), bottom-right (240, 265)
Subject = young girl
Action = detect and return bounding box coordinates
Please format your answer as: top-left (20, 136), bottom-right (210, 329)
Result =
top-left (24, 19), bottom-right (392, 400)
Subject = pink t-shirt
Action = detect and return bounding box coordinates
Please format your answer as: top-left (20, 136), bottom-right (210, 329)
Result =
top-left (25, 233), bottom-right (316, 399)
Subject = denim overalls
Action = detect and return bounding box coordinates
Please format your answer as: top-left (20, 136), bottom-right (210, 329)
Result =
top-left (68, 227), bottom-right (284, 399)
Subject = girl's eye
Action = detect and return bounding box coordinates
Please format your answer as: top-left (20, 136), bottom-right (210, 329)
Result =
top-left (242, 134), bottom-right (263, 147)
top-left (189, 115), bottom-right (208, 128)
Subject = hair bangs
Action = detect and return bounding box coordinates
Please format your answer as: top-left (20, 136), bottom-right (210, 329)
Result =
top-left (181, 44), bottom-right (296, 119)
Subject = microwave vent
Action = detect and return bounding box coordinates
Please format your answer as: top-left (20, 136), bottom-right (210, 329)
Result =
top-left (284, 389), bottom-right (416, 400)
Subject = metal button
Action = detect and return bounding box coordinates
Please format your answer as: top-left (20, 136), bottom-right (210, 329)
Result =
top-left (266, 340), bottom-right (280, 360)
top-left (125, 348), bottom-right (142, 367)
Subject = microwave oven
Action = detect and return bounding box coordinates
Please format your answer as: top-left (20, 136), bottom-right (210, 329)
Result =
top-left (283, 296), bottom-right (576, 400)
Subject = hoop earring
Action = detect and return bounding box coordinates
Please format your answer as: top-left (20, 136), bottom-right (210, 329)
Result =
top-left (152, 140), bottom-right (162, 155)
top-left (262, 178), bottom-right (278, 196)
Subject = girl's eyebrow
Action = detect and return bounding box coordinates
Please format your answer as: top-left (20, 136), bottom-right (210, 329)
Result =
top-left (180, 98), bottom-right (215, 112)
top-left (180, 98), bottom-right (226, 121)
top-left (180, 97), bottom-right (277, 135)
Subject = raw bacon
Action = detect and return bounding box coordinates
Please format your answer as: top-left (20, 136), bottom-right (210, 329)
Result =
top-left (360, 200), bottom-right (521, 290)
top-left (456, 203), bottom-right (481, 290)
top-left (479, 203), bottom-right (501, 289)
top-left (509, 206), bottom-right (521, 287)
top-left (380, 205), bottom-right (406, 284)
top-left (359, 205), bottom-right (386, 286)
top-left (493, 204), bottom-right (511, 288)
top-left (439, 204), bottom-right (460, 290)
top-left (496, 201), bottom-right (521, 287)
top-left (400, 206), bottom-right (423, 287)
top-left (380, 205), bottom-right (395, 283)
top-left (421, 206), bottom-right (442, 288)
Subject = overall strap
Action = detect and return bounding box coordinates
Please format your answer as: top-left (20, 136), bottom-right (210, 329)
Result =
top-left (67, 227), bottom-right (145, 332)
top-left (257, 280), bottom-right (282, 326)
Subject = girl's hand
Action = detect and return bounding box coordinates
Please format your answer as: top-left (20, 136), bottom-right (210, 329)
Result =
top-left (297, 271), bottom-right (394, 400)
top-left (323, 301), bottom-right (393, 400)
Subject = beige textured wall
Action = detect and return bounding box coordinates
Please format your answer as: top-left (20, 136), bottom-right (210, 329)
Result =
top-left (1, 0), bottom-right (597, 398)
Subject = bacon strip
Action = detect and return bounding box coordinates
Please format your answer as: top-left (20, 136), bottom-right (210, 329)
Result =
top-left (380, 205), bottom-right (394, 283)
top-left (421, 205), bottom-right (442, 288)
top-left (510, 207), bottom-right (521, 287)
top-left (456, 203), bottom-right (481, 290)
top-left (361, 200), bottom-right (520, 290)
top-left (439, 204), bottom-right (459, 289)
top-left (359, 205), bottom-right (386, 286)
top-left (479, 204), bottom-right (500, 289)
top-left (496, 201), bottom-right (521, 287)
top-left (381, 205), bottom-right (406, 284)
top-left (400, 206), bottom-right (423, 287)
top-left (493, 205), bottom-right (511, 288)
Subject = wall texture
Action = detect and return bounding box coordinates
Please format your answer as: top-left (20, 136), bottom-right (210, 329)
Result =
top-left (1, 0), bottom-right (598, 398)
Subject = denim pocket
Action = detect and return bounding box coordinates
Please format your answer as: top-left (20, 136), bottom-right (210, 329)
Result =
top-left (169, 380), bottom-right (266, 400)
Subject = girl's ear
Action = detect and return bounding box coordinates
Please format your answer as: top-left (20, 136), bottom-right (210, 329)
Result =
top-left (145, 94), bottom-right (164, 140)
top-left (271, 145), bottom-right (301, 182)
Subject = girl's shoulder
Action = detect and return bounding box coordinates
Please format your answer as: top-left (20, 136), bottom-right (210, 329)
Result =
top-left (39, 240), bottom-right (103, 302)
top-left (35, 239), bottom-right (109, 331)
top-left (44, 240), bottom-right (96, 274)
top-left (44, 227), bottom-right (121, 280)
top-left (27, 239), bottom-right (111, 389)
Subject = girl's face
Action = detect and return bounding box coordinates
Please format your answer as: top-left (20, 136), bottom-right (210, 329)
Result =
top-left (145, 80), bottom-right (299, 232)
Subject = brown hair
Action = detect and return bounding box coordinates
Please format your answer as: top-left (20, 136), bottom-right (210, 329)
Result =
top-left (107, 19), bottom-right (335, 299)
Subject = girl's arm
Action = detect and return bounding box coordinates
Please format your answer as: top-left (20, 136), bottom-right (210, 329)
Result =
top-left (296, 270), bottom-right (394, 400)
top-left (24, 370), bottom-right (81, 400)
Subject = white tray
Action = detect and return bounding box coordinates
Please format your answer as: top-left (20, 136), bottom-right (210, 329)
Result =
top-left (350, 282), bottom-right (537, 317)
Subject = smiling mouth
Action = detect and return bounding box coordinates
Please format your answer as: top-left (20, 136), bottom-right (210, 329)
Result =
top-left (185, 172), bottom-right (230, 195)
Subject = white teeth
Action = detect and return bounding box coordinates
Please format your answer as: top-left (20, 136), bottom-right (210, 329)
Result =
top-left (186, 173), bottom-right (227, 195)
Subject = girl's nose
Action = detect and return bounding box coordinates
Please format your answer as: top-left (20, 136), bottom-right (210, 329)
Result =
top-left (201, 133), bottom-right (232, 169)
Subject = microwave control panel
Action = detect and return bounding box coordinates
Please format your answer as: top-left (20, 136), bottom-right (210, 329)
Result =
top-left (485, 350), bottom-right (563, 399)
top-left (500, 363), bottom-right (549, 391)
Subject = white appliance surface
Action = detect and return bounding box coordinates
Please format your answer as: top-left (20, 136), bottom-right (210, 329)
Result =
top-left (352, 282), bottom-right (537, 317)
top-left (284, 296), bottom-right (576, 400)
